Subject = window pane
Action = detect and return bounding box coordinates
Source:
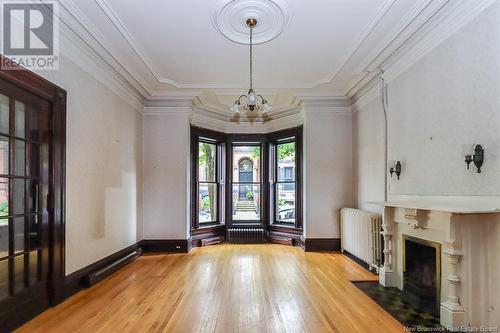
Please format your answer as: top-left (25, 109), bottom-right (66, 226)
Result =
top-left (15, 101), bottom-right (25, 138)
top-left (276, 183), bottom-right (296, 223)
top-left (0, 259), bottom-right (8, 300)
top-left (13, 179), bottom-right (25, 215)
top-left (29, 109), bottom-right (39, 141)
top-left (29, 215), bottom-right (41, 250)
top-left (14, 254), bottom-right (25, 293)
top-left (0, 136), bottom-right (8, 175)
top-left (198, 142), bottom-right (216, 182)
top-left (29, 250), bottom-right (40, 285)
top-left (28, 180), bottom-right (39, 213)
top-left (0, 221), bottom-right (7, 258)
top-left (13, 217), bottom-right (24, 254)
top-left (14, 140), bottom-right (25, 176)
top-left (30, 143), bottom-right (39, 177)
top-left (0, 179), bottom-right (8, 220)
top-left (0, 94), bottom-right (9, 135)
top-left (232, 184), bottom-right (260, 221)
top-left (233, 145), bottom-right (260, 182)
top-left (198, 183), bottom-right (217, 223)
top-left (277, 142), bottom-right (295, 181)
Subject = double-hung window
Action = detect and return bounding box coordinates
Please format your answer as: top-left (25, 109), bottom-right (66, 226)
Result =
top-left (192, 130), bottom-right (225, 229)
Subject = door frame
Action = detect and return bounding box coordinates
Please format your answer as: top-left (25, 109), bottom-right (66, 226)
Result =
top-left (0, 55), bottom-right (66, 327)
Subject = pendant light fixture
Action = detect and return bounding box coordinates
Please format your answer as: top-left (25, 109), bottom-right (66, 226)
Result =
top-left (231, 18), bottom-right (272, 113)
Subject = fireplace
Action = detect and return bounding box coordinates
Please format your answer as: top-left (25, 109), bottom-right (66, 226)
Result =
top-left (402, 235), bottom-right (441, 316)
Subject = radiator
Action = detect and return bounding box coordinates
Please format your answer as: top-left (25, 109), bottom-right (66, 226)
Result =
top-left (340, 208), bottom-right (383, 272)
top-left (227, 227), bottom-right (266, 243)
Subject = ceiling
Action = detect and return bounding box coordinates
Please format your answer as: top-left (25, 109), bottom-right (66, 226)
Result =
top-left (62, 0), bottom-right (479, 103)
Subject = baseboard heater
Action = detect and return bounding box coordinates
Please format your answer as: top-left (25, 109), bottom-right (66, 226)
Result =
top-left (227, 227), bottom-right (266, 243)
top-left (84, 248), bottom-right (142, 287)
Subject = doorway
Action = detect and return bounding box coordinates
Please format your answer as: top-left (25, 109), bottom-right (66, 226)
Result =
top-left (238, 158), bottom-right (253, 199)
top-left (0, 58), bottom-right (66, 332)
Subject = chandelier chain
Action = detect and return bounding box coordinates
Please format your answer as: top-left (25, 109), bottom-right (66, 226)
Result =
top-left (249, 24), bottom-right (253, 90)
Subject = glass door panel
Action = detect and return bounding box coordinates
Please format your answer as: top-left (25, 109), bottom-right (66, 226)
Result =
top-left (0, 82), bottom-right (51, 308)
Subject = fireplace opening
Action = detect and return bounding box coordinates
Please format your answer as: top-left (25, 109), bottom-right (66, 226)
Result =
top-left (402, 235), bottom-right (441, 316)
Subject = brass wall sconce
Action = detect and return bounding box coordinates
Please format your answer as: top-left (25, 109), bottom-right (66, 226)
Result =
top-left (463, 144), bottom-right (484, 173)
top-left (389, 160), bottom-right (402, 180)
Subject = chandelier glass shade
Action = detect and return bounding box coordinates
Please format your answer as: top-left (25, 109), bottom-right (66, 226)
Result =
top-left (231, 18), bottom-right (272, 113)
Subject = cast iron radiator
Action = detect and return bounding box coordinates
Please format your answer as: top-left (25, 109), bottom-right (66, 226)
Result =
top-left (226, 227), bottom-right (266, 243)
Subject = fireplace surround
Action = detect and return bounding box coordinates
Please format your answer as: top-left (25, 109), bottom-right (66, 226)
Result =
top-left (378, 198), bottom-right (500, 329)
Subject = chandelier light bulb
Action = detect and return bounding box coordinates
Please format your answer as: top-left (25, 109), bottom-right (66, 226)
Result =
top-left (248, 89), bottom-right (257, 105)
top-left (262, 100), bottom-right (272, 113)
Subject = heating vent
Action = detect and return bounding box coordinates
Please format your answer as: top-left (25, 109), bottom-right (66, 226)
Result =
top-left (340, 208), bottom-right (383, 272)
top-left (227, 227), bottom-right (266, 243)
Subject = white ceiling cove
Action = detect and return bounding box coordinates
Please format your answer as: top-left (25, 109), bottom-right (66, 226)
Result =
top-left (63, 0), bottom-right (494, 102)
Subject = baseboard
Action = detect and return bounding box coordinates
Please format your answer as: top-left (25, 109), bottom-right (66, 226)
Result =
top-left (268, 229), bottom-right (303, 247)
top-left (342, 250), bottom-right (371, 271)
top-left (303, 238), bottom-right (341, 252)
top-left (140, 239), bottom-right (191, 253)
top-left (191, 225), bottom-right (225, 247)
top-left (63, 242), bottom-right (141, 301)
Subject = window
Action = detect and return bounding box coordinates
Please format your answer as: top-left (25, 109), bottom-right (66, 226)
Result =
top-left (198, 141), bottom-right (218, 223)
top-left (274, 140), bottom-right (296, 224)
top-left (192, 131), bottom-right (226, 228)
top-left (191, 126), bottom-right (302, 237)
top-left (231, 144), bottom-right (261, 222)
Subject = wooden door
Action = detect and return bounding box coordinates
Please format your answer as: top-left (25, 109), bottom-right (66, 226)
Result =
top-left (0, 76), bottom-right (51, 331)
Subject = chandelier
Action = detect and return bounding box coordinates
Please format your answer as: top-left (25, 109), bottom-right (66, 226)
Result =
top-left (231, 18), bottom-right (272, 113)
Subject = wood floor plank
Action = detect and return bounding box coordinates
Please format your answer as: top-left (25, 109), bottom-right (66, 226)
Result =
top-left (16, 244), bottom-right (404, 333)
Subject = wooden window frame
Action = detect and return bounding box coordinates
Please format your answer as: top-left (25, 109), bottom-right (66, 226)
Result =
top-left (268, 126), bottom-right (303, 231)
top-left (191, 126), bottom-right (303, 239)
top-left (190, 126), bottom-right (226, 230)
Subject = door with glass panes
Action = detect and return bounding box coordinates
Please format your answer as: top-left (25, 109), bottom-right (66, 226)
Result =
top-left (0, 77), bottom-right (50, 316)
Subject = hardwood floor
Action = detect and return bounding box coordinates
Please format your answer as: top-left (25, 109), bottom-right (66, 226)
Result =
top-left (17, 244), bottom-right (404, 333)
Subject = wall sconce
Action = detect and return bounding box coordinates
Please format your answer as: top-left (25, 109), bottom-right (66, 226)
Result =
top-left (462, 144), bottom-right (484, 173)
top-left (389, 160), bottom-right (402, 180)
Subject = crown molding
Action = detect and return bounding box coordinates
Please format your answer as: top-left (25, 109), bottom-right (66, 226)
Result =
top-left (347, 0), bottom-right (496, 97)
top-left (381, 0), bottom-right (497, 82)
top-left (50, 0), bottom-right (145, 111)
top-left (143, 106), bottom-right (192, 116)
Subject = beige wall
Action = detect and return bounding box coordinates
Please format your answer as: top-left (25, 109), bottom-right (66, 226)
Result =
top-left (353, 1), bottom-right (500, 209)
top-left (35, 34), bottom-right (143, 275)
top-left (142, 113), bottom-right (191, 240)
top-left (304, 111), bottom-right (353, 238)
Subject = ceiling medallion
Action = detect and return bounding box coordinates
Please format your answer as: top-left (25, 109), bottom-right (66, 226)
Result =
top-left (230, 18), bottom-right (271, 113)
top-left (212, 0), bottom-right (290, 45)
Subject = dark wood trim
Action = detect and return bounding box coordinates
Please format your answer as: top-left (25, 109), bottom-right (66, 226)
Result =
top-left (191, 224), bottom-right (225, 247)
top-left (62, 243), bottom-right (141, 300)
top-left (342, 250), bottom-right (370, 271)
top-left (303, 238), bottom-right (341, 252)
top-left (86, 249), bottom-right (142, 287)
top-left (268, 126), bottom-right (303, 229)
top-left (268, 229), bottom-right (303, 247)
top-left (140, 239), bottom-right (191, 253)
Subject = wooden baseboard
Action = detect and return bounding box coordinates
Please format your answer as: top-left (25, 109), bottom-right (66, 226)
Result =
top-left (140, 239), bottom-right (191, 253)
top-left (63, 242), bottom-right (141, 302)
top-left (342, 250), bottom-right (371, 271)
top-left (303, 238), bottom-right (341, 252)
top-left (191, 225), bottom-right (225, 247)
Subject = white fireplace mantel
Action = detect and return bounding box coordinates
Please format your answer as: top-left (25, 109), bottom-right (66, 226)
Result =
top-left (379, 201), bottom-right (500, 330)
